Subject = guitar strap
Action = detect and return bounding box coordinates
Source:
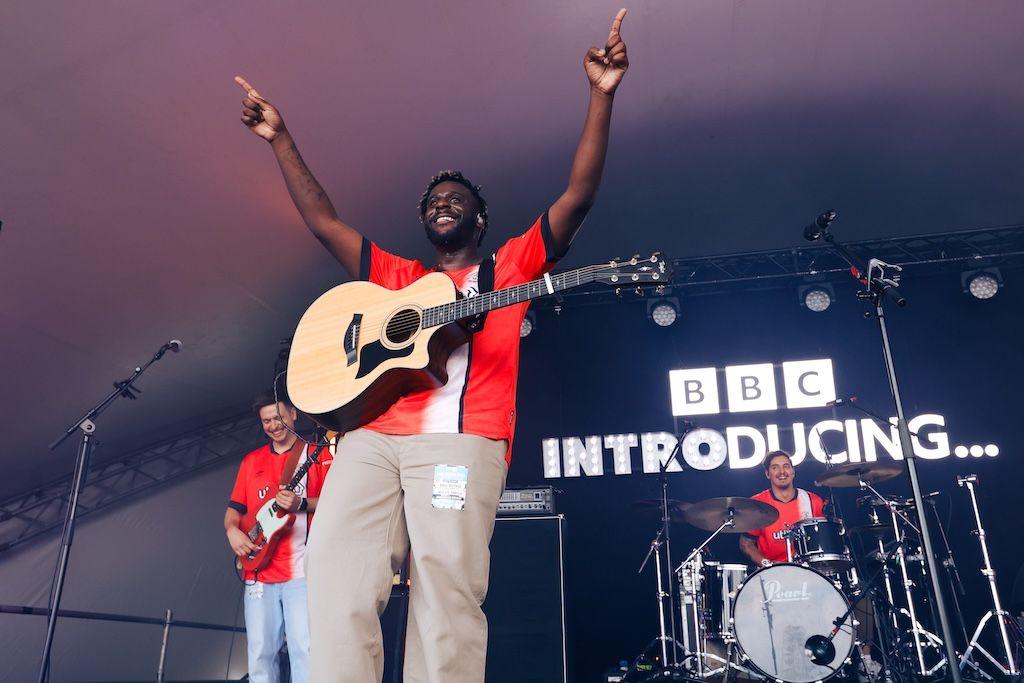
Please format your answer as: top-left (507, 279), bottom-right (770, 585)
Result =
top-left (463, 252), bottom-right (496, 333)
top-left (278, 440), bottom-right (306, 488)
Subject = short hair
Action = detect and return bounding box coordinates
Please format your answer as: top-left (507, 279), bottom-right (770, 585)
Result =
top-left (418, 169), bottom-right (489, 243)
top-left (251, 390), bottom-right (293, 415)
top-left (763, 450), bottom-right (792, 474)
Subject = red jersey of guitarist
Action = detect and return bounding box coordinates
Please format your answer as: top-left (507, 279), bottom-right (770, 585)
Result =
top-left (228, 443), bottom-right (330, 582)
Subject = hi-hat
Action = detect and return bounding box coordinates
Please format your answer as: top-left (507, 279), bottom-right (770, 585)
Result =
top-left (683, 496), bottom-right (779, 534)
top-left (815, 461), bottom-right (904, 488)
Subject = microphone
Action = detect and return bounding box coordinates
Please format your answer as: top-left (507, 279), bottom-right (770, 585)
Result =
top-left (805, 634), bottom-right (836, 666)
top-left (166, 339), bottom-right (183, 353)
top-left (922, 490), bottom-right (942, 499)
top-left (804, 210), bottom-right (838, 241)
top-left (825, 396), bottom-right (856, 407)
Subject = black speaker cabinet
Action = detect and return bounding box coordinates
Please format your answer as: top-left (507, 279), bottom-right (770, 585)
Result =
top-left (483, 514), bottom-right (568, 683)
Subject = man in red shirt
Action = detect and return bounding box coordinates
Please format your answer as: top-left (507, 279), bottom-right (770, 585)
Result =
top-left (739, 450), bottom-right (827, 568)
top-left (234, 9), bottom-right (630, 682)
top-left (225, 393), bottom-right (330, 683)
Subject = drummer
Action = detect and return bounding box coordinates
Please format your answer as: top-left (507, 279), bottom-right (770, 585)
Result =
top-left (739, 450), bottom-right (827, 568)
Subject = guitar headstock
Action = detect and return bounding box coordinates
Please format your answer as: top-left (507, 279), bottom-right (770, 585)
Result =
top-left (592, 253), bottom-right (673, 287)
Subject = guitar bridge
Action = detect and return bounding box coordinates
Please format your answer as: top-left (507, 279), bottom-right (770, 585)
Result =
top-left (344, 314), bottom-right (362, 366)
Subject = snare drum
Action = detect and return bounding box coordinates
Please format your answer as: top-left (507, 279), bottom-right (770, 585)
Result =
top-left (788, 516), bottom-right (852, 572)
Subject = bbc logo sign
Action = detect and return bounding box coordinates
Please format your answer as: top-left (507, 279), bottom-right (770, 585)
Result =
top-left (669, 359), bottom-right (837, 415)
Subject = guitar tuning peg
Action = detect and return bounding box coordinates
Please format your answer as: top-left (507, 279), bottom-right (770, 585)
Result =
top-left (614, 287), bottom-right (622, 297)
top-left (634, 286), bottom-right (642, 296)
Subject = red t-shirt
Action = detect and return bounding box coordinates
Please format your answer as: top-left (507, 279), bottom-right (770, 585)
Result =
top-left (228, 442), bottom-right (331, 583)
top-left (745, 488), bottom-right (827, 563)
top-left (358, 213), bottom-right (561, 460)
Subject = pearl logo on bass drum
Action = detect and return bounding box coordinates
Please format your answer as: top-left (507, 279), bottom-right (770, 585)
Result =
top-left (762, 579), bottom-right (811, 603)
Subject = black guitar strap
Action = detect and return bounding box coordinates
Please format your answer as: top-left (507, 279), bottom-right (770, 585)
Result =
top-left (463, 252), bottom-right (496, 333)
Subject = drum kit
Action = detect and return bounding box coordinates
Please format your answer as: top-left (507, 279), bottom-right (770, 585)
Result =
top-left (625, 462), bottom-right (1022, 682)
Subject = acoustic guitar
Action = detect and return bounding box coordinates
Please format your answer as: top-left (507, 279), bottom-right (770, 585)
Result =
top-left (286, 254), bottom-right (671, 432)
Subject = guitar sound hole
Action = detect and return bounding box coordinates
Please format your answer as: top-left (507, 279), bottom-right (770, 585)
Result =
top-left (385, 308), bottom-right (421, 345)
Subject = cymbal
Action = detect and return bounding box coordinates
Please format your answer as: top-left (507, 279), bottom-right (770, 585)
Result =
top-left (630, 498), bottom-right (692, 519)
top-left (683, 496), bottom-right (780, 534)
top-left (815, 461), bottom-right (904, 488)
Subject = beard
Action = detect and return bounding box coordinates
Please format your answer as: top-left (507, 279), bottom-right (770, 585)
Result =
top-left (424, 214), bottom-right (478, 250)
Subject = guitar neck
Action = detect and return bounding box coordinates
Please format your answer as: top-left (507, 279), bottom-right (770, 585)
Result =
top-left (283, 442), bottom-right (325, 492)
top-left (422, 264), bottom-right (600, 328)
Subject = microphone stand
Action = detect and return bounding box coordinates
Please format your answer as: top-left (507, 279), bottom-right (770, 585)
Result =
top-left (38, 342), bottom-right (180, 682)
top-left (814, 222), bottom-right (963, 683)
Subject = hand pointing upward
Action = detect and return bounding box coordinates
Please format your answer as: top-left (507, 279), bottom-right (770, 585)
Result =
top-left (235, 75), bottom-right (286, 142)
top-left (585, 9), bottom-right (629, 95)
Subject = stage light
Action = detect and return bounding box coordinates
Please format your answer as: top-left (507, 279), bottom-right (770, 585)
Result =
top-left (962, 269), bottom-right (1001, 300)
top-left (647, 298), bottom-right (679, 327)
top-left (520, 312), bottom-right (536, 338)
top-left (799, 284), bottom-right (834, 312)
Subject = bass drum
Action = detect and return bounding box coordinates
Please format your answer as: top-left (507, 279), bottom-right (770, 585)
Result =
top-left (732, 563), bottom-right (854, 683)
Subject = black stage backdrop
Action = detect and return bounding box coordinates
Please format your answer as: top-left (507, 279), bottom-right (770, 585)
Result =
top-left (509, 271), bottom-right (1024, 681)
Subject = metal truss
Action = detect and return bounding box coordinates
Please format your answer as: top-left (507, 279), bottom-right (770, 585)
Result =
top-left (0, 411), bottom-right (263, 554)
top-left (533, 223), bottom-right (1024, 308)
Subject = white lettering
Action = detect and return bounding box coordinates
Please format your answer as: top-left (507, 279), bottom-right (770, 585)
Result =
top-left (641, 432), bottom-right (682, 473)
top-left (782, 359), bottom-right (837, 409)
top-left (725, 363), bottom-right (778, 413)
top-left (909, 414), bottom-right (951, 459)
top-left (669, 368), bottom-right (720, 416)
top-left (726, 426), bottom-right (766, 469)
top-left (604, 433), bottom-right (638, 474)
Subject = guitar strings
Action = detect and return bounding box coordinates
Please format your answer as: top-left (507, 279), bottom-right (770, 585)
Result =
top-left (355, 261), bottom-right (652, 340)
top-left (353, 264), bottom-right (605, 340)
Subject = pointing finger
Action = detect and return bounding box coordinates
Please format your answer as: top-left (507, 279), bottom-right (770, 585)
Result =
top-left (234, 75), bottom-right (266, 101)
top-left (607, 8), bottom-right (627, 43)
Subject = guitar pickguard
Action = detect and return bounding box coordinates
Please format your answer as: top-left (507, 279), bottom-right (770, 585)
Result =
top-left (356, 339), bottom-right (415, 379)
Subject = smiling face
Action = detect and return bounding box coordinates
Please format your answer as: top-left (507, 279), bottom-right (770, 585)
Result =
top-left (764, 452), bottom-right (795, 490)
top-left (258, 402), bottom-right (297, 449)
top-left (422, 180), bottom-right (483, 249)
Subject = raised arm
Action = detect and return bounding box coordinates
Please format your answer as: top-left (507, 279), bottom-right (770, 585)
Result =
top-left (235, 76), bottom-right (363, 277)
top-left (547, 9), bottom-right (630, 255)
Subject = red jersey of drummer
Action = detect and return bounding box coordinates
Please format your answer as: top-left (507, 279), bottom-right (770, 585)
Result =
top-left (228, 443), bottom-right (331, 583)
top-left (358, 213), bottom-right (562, 461)
top-left (745, 488), bottom-right (827, 563)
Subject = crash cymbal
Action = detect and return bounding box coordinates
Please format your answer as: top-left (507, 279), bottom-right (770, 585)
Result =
top-left (683, 496), bottom-right (780, 534)
top-left (815, 461), bottom-right (904, 488)
top-left (631, 498), bottom-right (692, 519)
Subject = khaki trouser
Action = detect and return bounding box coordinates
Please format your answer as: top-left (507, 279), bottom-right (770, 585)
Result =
top-left (306, 429), bottom-right (508, 683)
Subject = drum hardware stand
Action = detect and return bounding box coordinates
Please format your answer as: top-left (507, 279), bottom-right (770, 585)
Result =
top-left (632, 427), bottom-right (694, 679)
top-left (811, 216), bottom-right (962, 683)
top-left (925, 494), bottom-right (971, 645)
top-left (807, 549), bottom-right (899, 676)
top-left (674, 512), bottom-right (763, 682)
top-left (638, 528), bottom-right (681, 671)
top-left (37, 340), bottom-right (181, 683)
top-left (957, 474), bottom-right (1022, 677)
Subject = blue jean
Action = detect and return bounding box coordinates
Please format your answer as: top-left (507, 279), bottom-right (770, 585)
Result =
top-left (243, 577), bottom-right (310, 683)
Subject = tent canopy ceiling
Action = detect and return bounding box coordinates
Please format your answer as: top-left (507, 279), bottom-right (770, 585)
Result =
top-left (2, 0), bottom-right (1022, 497)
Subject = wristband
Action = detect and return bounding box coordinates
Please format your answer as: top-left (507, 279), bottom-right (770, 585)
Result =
top-left (298, 498), bottom-right (309, 512)
top-left (760, 558), bottom-right (772, 568)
